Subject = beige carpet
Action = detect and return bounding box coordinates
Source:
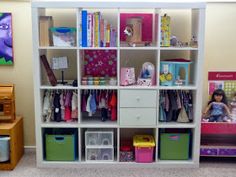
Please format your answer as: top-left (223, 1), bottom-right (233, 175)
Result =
top-left (1, 150), bottom-right (236, 177)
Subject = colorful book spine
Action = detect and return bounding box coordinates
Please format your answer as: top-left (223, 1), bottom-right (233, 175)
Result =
top-left (105, 23), bottom-right (111, 47)
top-left (81, 10), bottom-right (87, 47)
top-left (104, 19), bottom-right (107, 47)
top-left (79, 11), bottom-right (82, 47)
top-left (87, 13), bottom-right (92, 47)
top-left (94, 12), bottom-right (100, 47)
top-left (111, 28), bottom-right (117, 47)
top-left (100, 18), bottom-right (104, 47)
top-left (91, 13), bottom-right (94, 47)
top-left (98, 12), bottom-right (101, 47)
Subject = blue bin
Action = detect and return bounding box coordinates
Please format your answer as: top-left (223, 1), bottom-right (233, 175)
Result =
top-left (160, 59), bottom-right (191, 86)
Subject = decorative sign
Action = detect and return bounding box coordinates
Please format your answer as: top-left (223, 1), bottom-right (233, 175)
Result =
top-left (51, 56), bottom-right (68, 70)
top-left (208, 71), bottom-right (236, 99)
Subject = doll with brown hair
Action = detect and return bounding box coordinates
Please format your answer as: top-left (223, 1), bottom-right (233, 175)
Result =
top-left (203, 89), bottom-right (231, 122)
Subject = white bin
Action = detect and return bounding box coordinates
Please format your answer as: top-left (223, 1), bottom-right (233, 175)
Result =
top-left (0, 137), bottom-right (10, 162)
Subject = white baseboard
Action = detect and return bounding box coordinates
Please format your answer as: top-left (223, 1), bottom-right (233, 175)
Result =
top-left (24, 146), bottom-right (36, 149)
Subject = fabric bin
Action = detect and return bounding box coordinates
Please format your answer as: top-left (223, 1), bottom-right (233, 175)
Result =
top-left (0, 136), bottom-right (10, 162)
top-left (160, 133), bottom-right (190, 160)
top-left (133, 135), bottom-right (155, 163)
top-left (45, 134), bottom-right (77, 161)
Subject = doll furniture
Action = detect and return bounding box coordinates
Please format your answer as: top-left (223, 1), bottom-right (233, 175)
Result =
top-left (32, 1), bottom-right (205, 168)
top-left (0, 84), bottom-right (15, 123)
top-left (0, 116), bottom-right (24, 170)
top-left (201, 122), bottom-right (236, 157)
top-left (160, 59), bottom-right (191, 86)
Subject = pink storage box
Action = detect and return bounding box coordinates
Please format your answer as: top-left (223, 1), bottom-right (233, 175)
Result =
top-left (120, 67), bottom-right (135, 86)
top-left (135, 147), bottom-right (154, 163)
top-left (133, 135), bottom-right (155, 163)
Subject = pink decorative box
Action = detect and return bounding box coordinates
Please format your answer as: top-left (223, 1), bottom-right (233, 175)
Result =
top-left (120, 67), bottom-right (135, 86)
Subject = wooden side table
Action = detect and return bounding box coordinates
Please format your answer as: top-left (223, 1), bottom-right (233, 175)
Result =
top-left (0, 116), bottom-right (24, 170)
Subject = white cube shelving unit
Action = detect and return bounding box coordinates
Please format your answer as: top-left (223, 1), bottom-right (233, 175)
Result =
top-left (32, 0), bottom-right (205, 168)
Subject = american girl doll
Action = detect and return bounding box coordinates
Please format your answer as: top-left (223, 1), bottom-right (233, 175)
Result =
top-left (203, 89), bottom-right (231, 122)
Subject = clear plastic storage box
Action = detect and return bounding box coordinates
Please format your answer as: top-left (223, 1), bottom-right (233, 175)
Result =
top-left (85, 129), bottom-right (114, 146)
top-left (86, 148), bottom-right (114, 161)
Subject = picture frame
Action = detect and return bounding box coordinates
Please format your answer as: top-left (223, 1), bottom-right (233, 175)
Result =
top-left (0, 13), bottom-right (14, 65)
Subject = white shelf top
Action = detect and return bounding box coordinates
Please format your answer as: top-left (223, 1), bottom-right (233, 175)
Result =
top-left (39, 46), bottom-right (77, 50)
top-left (80, 47), bottom-right (117, 50)
top-left (41, 122), bottom-right (79, 128)
top-left (80, 120), bottom-right (118, 128)
top-left (120, 47), bottom-right (158, 50)
top-left (80, 85), bottom-right (118, 90)
top-left (160, 47), bottom-right (198, 51)
top-left (157, 122), bottom-right (196, 128)
top-left (119, 125), bottom-right (157, 128)
top-left (86, 145), bottom-right (114, 149)
top-left (158, 85), bottom-right (197, 90)
top-left (157, 159), bottom-right (194, 165)
top-left (32, 1), bottom-right (206, 9)
top-left (40, 85), bottom-right (78, 90)
top-left (119, 85), bottom-right (157, 90)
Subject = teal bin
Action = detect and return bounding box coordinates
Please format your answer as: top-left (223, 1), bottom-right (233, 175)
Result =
top-left (45, 134), bottom-right (77, 161)
top-left (160, 133), bottom-right (190, 160)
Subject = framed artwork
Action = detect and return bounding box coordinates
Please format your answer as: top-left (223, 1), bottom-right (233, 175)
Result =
top-left (0, 13), bottom-right (13, 65)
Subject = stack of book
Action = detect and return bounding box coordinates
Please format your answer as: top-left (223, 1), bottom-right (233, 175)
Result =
top-left (80, 10), bottom-right (117, 47)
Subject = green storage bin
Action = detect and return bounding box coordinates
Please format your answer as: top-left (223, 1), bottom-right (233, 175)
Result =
top-left (45, 134), bottom-right (76, 161)
top-left (160, 133), bottom-right (190, 160)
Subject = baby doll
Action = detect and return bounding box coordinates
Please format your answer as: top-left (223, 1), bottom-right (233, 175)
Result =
top-left (203, 89), bottom-right (231, 122)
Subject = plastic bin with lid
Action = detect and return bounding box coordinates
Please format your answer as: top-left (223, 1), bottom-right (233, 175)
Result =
top-left (133, 135), bottom-right (155, 163)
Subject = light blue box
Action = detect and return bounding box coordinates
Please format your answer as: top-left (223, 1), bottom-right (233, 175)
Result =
top-left (160, 60), bottom-right (192, 86)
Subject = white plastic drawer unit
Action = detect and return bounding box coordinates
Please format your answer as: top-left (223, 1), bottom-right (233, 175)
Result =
top-left (85, 129), bottom-right (114, 146)
top-left (120, 90), bottom-right (157, 108)
top-left (120, 108), bottom-right (156, 126)
top-left (86, 148), bottom-right (114, 161)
